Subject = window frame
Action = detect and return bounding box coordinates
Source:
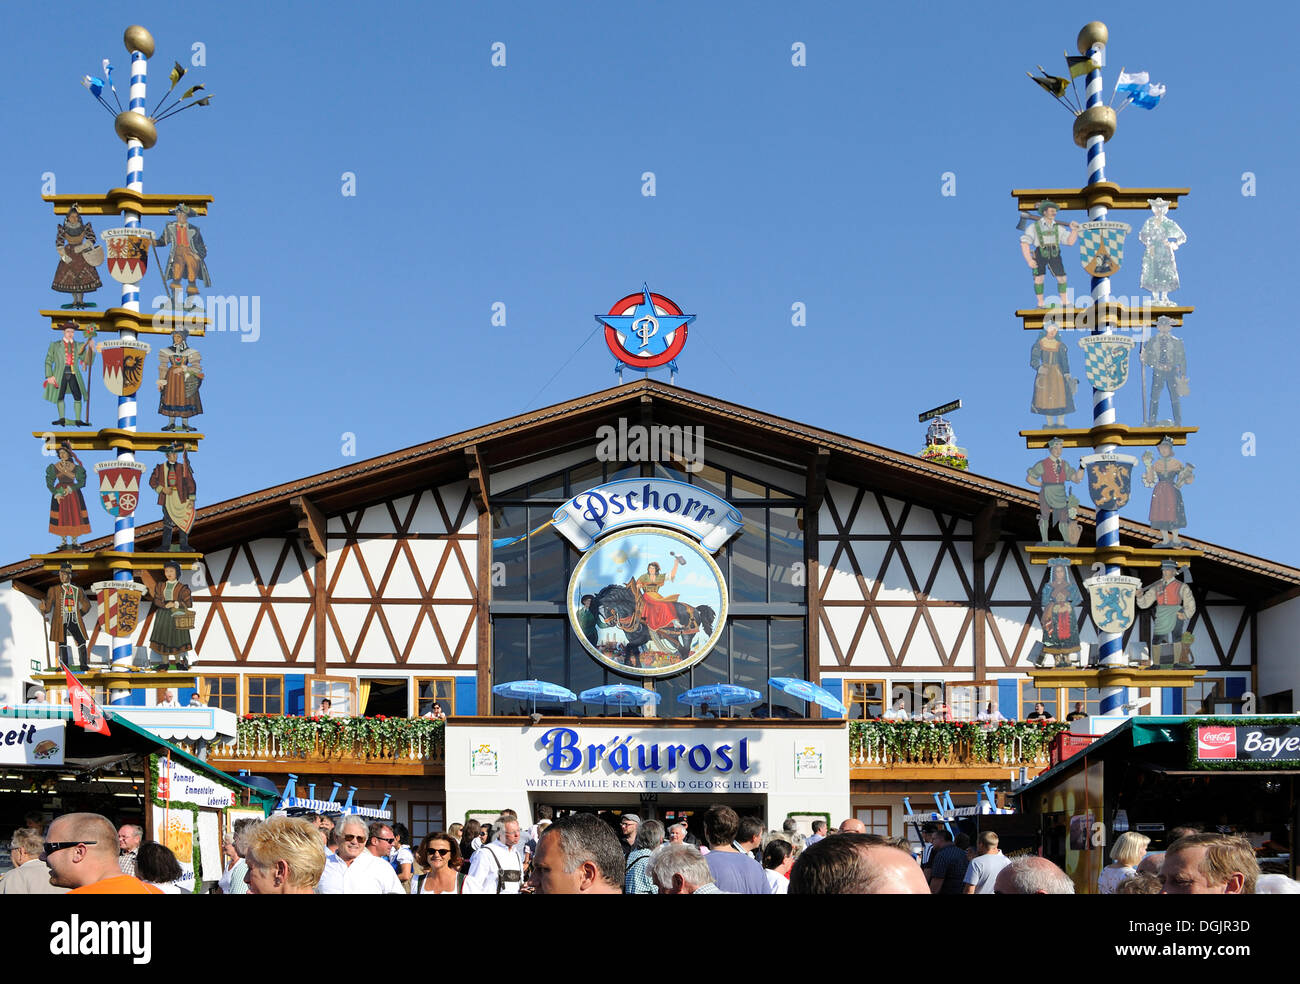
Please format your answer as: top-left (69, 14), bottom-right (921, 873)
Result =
top-left (199, 675), bottom-right (239, 714)
top-left (414, 676), bottom-right (457, 717)
top-left (244, 675), bottom-right (284, 716)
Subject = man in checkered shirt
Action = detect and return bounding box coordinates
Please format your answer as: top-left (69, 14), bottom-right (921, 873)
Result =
top-left (117, 823), bottom-right (142, 876)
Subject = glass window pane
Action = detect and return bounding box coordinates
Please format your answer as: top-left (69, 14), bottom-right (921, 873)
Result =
top-left (609, 463), bottom-right (640, 482)
top-left (730, 620), bottom-right (766, 715)
top-left (568, 643), bottom-right (608, 716)
top-left (492, 505), bottom-right (528, 602)
top-left (769, 507), bottom-right (805, 604)
top-left (693, 464), bottom-right (726, 497)
top-left (529, 506), bottom-right (568, 603)
top-left (729, 508), bottom-right (768, 603)
top-left (492, 619), bottom-right (527, 714)
top-left (568, 460), bottom-right (603, 494)
top-left (653, 461), bottom-right (689, 485)
top-left (769, 618), bottom-right (805, 717)
top-left (1019, 682), bottom-right (1058, 720)
top-left (528, 621), bottom-right (567, 712)
top-left (731, 475), bottom-right (764, 499)
top-left (528, 472), bottom-right (565, 500)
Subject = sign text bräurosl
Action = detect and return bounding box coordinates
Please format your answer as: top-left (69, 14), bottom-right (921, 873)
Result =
top-left (552, 479), bottom-right (742, 552)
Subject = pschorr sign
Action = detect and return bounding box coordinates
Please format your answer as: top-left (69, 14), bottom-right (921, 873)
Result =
top-left (0, 718), bottom-right (66, 766)
top-left (1197, 725), bottom-right (1300, 763)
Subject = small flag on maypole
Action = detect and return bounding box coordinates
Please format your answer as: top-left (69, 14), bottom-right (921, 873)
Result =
top-left (62, 662), bottom-right (111, 736)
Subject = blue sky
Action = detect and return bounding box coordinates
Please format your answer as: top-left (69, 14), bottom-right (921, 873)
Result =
top-left (2, 1), bottom-right (1294, 571)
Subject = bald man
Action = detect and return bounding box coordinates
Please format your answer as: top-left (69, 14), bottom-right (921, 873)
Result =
top-left (43, 813), bottom-right (163, 894)
top-left (838, 818), bottom-right (867, 835)
top-left (993, 855), bottom-right (1075, 895)
top-left (790, 834), bottom-right (929, 894)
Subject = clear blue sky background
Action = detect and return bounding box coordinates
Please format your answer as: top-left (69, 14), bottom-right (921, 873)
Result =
top-left (1, 1), bottom-right (1293, 570)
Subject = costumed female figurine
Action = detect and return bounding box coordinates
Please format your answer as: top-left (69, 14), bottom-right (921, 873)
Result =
top-left (1029, 322), bottom-right (1075, 427)
top-left (1142, 437), bottom-right (1193, 546)
top-left (635, 558), bottom-right (683, 642)
top-left (1040, 560), bottom-right (1083, 665)
top-left (156, 328), bottom-right (203, 431)
top-left (1138, 198), bottom-right (1187, 307)
top-left (52, 205), bottom-right (104, 309)
top-left (45, 441), bottom-right (91, 551)
top-left (149, 560), bottom-right (193, 669)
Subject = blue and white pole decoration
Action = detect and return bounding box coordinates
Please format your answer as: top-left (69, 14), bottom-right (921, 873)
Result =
top-left (108, 27), bottom-right (156, 669)
top-left (1077, 27), bottom-right (1127, 713)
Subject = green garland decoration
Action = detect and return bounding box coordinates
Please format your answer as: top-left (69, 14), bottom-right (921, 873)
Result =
top-left (1183, 716), bottom-right (1300, 771)
top-left (235, 715), bottom-right (445, 760)
top-left (848, 720), bottom-right (1068, 765)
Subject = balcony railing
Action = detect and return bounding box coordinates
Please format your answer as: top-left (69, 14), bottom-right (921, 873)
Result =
top-left (848, 720), bottom-right (1067, 769)
top-left (209, 715), bottom-right (445, 767)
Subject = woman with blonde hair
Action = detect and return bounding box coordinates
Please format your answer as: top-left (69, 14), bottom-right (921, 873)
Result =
top-left (1098, 831), bottom-right (1150, 894)
top-left (243, 816), bottom-right (326, 895)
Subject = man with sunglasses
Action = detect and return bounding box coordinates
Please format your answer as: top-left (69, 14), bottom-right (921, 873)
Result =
top-left (317, 815), bottom-right (403, 894)
top-left (42, 813), bottom-right (162, 894)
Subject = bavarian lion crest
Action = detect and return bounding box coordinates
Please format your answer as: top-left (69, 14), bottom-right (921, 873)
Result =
top-left (1083, 573), bottom-right (1142, 634)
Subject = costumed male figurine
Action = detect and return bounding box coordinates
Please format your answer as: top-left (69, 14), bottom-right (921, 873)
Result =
top-left (156, 327), bottom-right (203, 431)
top-left (39, 562), bottom-right (92, 671)
top-left (1020, 200), bottom-right (1081, 308)
top-left (1142, 316), bottom-right (1188, 426)
top-left (1138, 198), bottom-right (1187, 307)
top-left (1026, 438), bottom-right (1084, 545)
top-left (149, 445), bottom-right (197, 552)
top-left (1141, 437), bottom-right (1193, 546)
top-left (1136, 560), bottom-right (1195, 667)
top-left (1029, 320), bottom-right (1075, 428)
top-left (46, 440), bottom-right (91, 551)
top-left (149, 560), bottom-right (194, 670)
top-left (43, 322), bottom-right (97, 427)
top-left (52, 205), bottom-right (104, 309)
top-left (160, 204), bottom-right (210, 308)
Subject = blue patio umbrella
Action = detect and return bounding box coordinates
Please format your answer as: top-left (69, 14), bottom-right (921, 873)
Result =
top-left (491, 679), bottom-right (577, 713)
top-left (677, 683), bottom-right (762, 718)
top-left (578, 684), bottom-right (660, 717)
top-left (768, 677), bottom-right (848, 716)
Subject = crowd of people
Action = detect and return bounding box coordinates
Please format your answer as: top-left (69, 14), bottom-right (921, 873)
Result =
top-left (1, 806), bottom-right (1294, 895)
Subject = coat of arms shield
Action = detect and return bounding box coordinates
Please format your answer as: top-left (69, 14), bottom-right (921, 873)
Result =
top-left (98, 339), bottom-right (151, 397)
top-left (101, 228), bottom-right (155, 285)
top-left (94, 460), bottom-right (145, 518)
top-left (1081, 453), bottom-right (1138, 511)
top-left (92, 579), bottom-right (148, 636)
top-left (1078, 220), bottom-right (1131, 277)
top-left (1078, 334), bottom-right (1135, 393)
top-left (1083, 573), bottom-right (1142, 634)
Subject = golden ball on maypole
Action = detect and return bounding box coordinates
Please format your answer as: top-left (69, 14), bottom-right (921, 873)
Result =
top-left (1076, 21), bottom-right (1108, 55)
top-left (123, 25), bottom-right (155, 58)
top-left (1073, 105), bottom-right (1117, 148)
top-left (114, 112), bottom-right (158, 148)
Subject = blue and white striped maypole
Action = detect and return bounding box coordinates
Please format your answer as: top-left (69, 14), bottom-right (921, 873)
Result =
top-left (111, 26), bottom-right (153, 670)
top-left (1076, 22), bottom-right (1126, 715)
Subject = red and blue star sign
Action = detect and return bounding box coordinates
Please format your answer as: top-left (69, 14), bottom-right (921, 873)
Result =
top-left (597, 284), bottom-right (694, 370)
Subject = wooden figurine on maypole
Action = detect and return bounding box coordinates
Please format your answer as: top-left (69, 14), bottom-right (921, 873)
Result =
top-left (52, 205), bottom-right (104, 309)
top-left (1141, 436), bottom-right (1193, 546)
top-left (46, 441), bottom-right (92, 551)
top-left (1026, 437), bottom-right (1083, 545)
top-left (1029, 320), bottom-right (1076, 427)
top-left (156, 327), bottom-right (203, 430)
top-left (40, 562), bottom-right (93, 671)
top-left (149, 444), bottom-right (196, 552)
top-left (157, 203), bottom-right (211, 311)
top-left (149, 559), bottom-right (194, 669)
top-left (1135, 560), bottom-right (1196, 667)
top-left (1138, 198), bottom-right (1187, 307)
top-left (44, 321), bottom-right (97, 426)
top-left (1142, 315), bottom-right (1188, 426)
top-left (1018, 200), bottom-right (1080, 308)
top-left (1040, 557), bottom-right (1084, 666)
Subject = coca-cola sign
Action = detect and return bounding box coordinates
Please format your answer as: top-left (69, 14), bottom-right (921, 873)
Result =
top-left (1196, 725), bottom-right (1300, 763)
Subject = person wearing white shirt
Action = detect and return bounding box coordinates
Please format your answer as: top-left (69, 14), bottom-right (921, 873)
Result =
top-left (316, 816), bottom-right (403, 894)
top-left (977, 702), bottom-right (1008, 727)
top-left (156, 688), bottom-right (180, 708)
top-left (882, 697), bottom-right (910, 722)
top-left (461, 816), bottom-right (524, 894)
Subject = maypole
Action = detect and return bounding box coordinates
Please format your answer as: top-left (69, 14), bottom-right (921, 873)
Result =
top-left (1016, 22), bottom-right (1204, 728)
top-left (33, 24), bottom-right (212, 706)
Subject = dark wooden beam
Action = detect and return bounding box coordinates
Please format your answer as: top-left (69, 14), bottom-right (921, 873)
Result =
top-left (805, 448), bottom-right (830, 515)
top-left (465, 445), bottom-right (490, 516)
top-left (973, 498), bottom-right (1009, 562)
top-left (290, 496), bottom-right (327, 559)
top-left (10, 580), bottom-right (43, 601)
